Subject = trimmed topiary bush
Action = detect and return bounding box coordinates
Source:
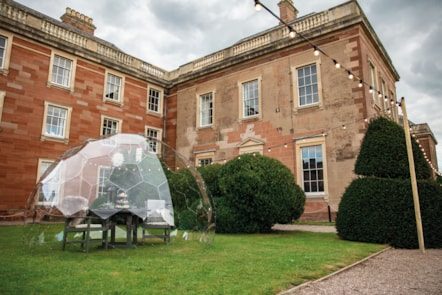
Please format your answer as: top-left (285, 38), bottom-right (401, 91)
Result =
top-left (337, 116), bottom-right (441, 248)
top-left (354, 116), bottom-right (431, 179)
top-left (216, 154), bottom-right (305, 233)
top-left (336, 177), bottom-right (442, 248)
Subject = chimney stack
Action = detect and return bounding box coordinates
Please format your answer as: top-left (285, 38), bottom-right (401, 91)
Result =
top-left (61, 8), bottom-right (96, 35)
top-left (278, 0), bottom-right (298, 23)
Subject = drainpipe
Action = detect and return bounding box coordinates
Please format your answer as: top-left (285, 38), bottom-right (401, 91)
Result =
top-left (162, 89), bottom-right (169, 142)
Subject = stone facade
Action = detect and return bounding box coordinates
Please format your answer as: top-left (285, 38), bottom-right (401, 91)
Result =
top-left (0, 0), bottom-right (437, 220)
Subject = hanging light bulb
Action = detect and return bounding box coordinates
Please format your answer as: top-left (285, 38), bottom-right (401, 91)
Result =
top-left (313, 46), bottom-right (320, 56)
top-left (254, 0), bottom-right (262, 11)
top-left (347, 71), bottom-right (354, 80)
top-left (369, 86), bottom-right (373, 93)
top-left (358, 80), bottom-right (363, 88)
top-left (288, 27), bottom-right (296, 38)
top-left (378, 92), bottom-right (382, 98)
top-left (333, 60), bottom-right (341, 68)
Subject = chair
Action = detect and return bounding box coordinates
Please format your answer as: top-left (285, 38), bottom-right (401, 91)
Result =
top-left (62, 212), bottom-right (112, 252)
top-left (142, 199), bottom-right (172, 244)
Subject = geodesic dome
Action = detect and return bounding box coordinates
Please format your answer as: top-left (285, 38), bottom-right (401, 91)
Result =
top-left (27, 133), bottom-right (215, 242)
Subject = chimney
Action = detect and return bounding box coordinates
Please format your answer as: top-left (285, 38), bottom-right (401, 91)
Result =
top-left (278, 0), bottom-right (298, 23)
top-left (61, 7), bottom-right (96, 35)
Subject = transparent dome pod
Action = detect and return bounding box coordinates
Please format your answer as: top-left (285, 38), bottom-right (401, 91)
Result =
top-left (26, 133), bottom-right (215, 244)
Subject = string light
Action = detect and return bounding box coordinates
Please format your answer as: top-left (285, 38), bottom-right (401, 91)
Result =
top-left (230, 1), bottom-right (442, 176)
top-left (254, 0), bottom-right (262, 11)
top-left (313, 46), bottom-right (320, 56)
top-left (288, 27), bottom-right (296, 38)
top-left (252, 0), bottom-right (413, 113)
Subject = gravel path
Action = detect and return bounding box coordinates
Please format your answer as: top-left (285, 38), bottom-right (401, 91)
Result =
top-left (273, 224), bottom-right (442, 295)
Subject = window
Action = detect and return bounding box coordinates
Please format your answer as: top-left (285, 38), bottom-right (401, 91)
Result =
top-left (194, 150), bottom-right (215, 167)
top-left (199, 158), bottom-right (212, 166)
top-left (51, 55), bottom-right (73, 87)
top-left (98, 167), bottom-right (111, 199)
top-left (369, 61), bottom-right (377, 105)
top-left (101, 117), bottom-right (120, 136)
top-left (242, 79), bottom-right (259, 117)
top-left (41, 102), bottom-right (72, 142)
top-left (295, 136), bottom-right (327, 197)
top-left (0, 36), bottom-right (6, 69)
top-left (0, 90), bottom-right (5, 122)
top-left (145, 127), bottom-right (162, 154)
top-left (148, 88), bottom-right (161, 113)
top-left (301, 145), bottom-right (324, 193)
top-left (105, 73), bottom-right (122, 102)
top-left (200, 92), bottom-right (213, 127)
top-left (389, 90), bottom-right (397, 119)
top-left (0, 33), bottom-right (12, 74)
top-left (298, 64), bottom-right (318, 106)
top-left (37, 158), bottom-right (57, 204)
top-left (381, 79), bottom-right (387, 111)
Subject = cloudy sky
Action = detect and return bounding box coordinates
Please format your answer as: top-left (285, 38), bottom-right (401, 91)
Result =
top-left (16, 0), bottom-right (442, 171)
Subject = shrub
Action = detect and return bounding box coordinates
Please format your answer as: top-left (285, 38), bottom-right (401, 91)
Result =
top-left (336, 177), bottom-right (442, 248)
top-left (197, 164), bottom-right (223, 198)
top-left (216, 154), bottom-right (305, 233)
top-left (165, 167), bottom-right (201, 230)
top-left (354, 116), bottom-right (431, 179)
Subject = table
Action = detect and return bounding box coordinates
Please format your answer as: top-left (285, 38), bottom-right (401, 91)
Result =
top-left (92, 208), bottom-right (146, 248)
top-left (109, 210), bottom-right (139, 248)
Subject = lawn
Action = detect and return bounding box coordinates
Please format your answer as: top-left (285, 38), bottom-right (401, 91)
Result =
top-left (0, 224), bottom-right (386, 295)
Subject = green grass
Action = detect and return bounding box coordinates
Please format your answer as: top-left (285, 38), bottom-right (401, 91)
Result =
top-left (0, 224), bottom-right (385, 295)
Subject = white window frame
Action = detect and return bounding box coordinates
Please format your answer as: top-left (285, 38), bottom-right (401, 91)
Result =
top-left (295, 136), bottom-right (328, 198)
top-left (381, 79), bottom-right (387, 112)
top-left (0, 31), bottom-right (13, 75)
top-left (197, 91), bottom-right (215, 128)
top-left (104, 71), bottom-right (124, 105)
top-left (41, 101), bottom-right (72, 143)
top-left (238, 78), bottom-right (262, 120)
top-left (297, 64), bottom-right (319, 107)
top-left (389, 90), bottom-right (397, 120)
top-left (47, 51), bottom-right (76, 91)
top-left (101, 115), bottom-right (122, 136)
top-left (368, 60), bottom-right (379, 107)
top-left (292, 60), bottom-right (323, 111)
top-left (0, 35), bottom-right (7, 69)
top-left (97, 166), bottom-right (112, 200)
top-left (145, 126), bottom-right (163, 154)
top-left (194, 150), bottom-right (215, 167)
top-left (147, 86), bottom-right (162, 115)
top-left (36, 158), bottom-right (56, 205)
top-left (0, 90), bottom-right (5, 122)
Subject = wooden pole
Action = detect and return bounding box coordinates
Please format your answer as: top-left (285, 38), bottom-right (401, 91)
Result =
top-left (400, 97), bottom-right (425, 253)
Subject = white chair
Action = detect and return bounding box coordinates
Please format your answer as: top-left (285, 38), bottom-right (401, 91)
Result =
top-left (142, 199), bottom-right (172, 244)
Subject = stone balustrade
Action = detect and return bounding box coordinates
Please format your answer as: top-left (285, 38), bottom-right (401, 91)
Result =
top-left (192, 10), bottom-right (330, 70)
top-left (1, 0), bottom-right (334, 77)
top-left (0, 1), bottom-right (167, 80)
top-left (42, 20), bottom-right (88, 47)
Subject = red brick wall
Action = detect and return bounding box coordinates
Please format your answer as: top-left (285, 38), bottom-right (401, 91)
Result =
top-left (0, 37), bottom-right (163, 210)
